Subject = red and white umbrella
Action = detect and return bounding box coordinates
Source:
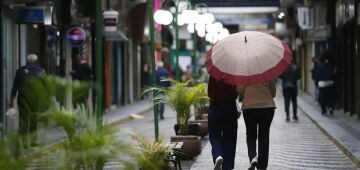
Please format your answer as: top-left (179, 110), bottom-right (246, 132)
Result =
top-left (205, 31), bottom-right (292, 85)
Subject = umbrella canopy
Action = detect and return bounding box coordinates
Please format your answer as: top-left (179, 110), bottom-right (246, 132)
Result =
top-left (205, 31), bottom-right (292, 85)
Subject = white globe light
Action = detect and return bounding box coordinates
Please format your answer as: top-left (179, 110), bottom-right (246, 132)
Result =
top-left (195, 23), bottom-right (205, 33)
top-left (177, 13), bottom-right (185, 26)
top-left (206, 24), bottom-right (216, 33)
top-left (154, 9), bottom-right (173, 25)
top-left (205, 33), bottom-right (213, 42)
top-left (187, 24), bottom-right (195, 33)
top-left (203, 13), bottom-right (215, 24)
top-left (197, 29), bottom-right (206, 37)
top-left (218, 28), bottom-right (230, 40)
top-left (182, 10), bottom-right (199, 24)
top-left (213, 22), bottom-right (223, 32)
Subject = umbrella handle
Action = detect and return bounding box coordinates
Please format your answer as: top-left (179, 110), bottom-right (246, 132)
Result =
top-left (245, 36), bottom-right (247, 43)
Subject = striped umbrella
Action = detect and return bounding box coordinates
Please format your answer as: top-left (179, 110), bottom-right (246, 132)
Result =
top-left (205, 31), bottom-right (292, 85)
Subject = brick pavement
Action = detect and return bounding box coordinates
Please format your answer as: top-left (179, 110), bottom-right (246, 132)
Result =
top-left (190, 96), bottom-right (359, 170)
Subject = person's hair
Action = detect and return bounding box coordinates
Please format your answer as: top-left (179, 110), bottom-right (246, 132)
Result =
top-left (26, 54), bottom-right (38, 61)
top-left (157, 61), bottom-right (164, 67)
top-left (320, 51), bottom-right (333, 61)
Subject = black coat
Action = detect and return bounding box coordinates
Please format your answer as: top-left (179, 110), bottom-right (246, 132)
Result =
top-left (280, 65), bottom-right (300, 89)
top-left (73, 63), bottom-right (91, 81)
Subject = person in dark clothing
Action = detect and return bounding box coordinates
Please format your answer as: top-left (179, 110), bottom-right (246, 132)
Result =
top-left (9, 54), bottom-right (44, 147)
top-left (156, 61), bottom-right (171, 119)
top-left (72, 56), bottom-right (91, 82)
top-left (172, 65), bottom-right (183, 81)
top-left (280, 62), bottom-right (300, 121)
top-left (313, 52), bottom-right (336, 115)
top-left (208, 76), bottom-right (238, 170)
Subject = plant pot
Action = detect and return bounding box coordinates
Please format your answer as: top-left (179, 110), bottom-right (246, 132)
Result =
top-left (189, 120), bottom-right (208, 138)
top-left (170, 135), bottom-right (201, 160)
top-left (202, 114), bottom-right (208, 120)
top-left (174, 123), bottom-right (200, 136)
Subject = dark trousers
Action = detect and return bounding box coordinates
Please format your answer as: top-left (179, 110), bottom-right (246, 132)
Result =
top-left (208, 100), bottom-right (238, 170)
top-left (243, 108), bottom-right (275, 170)
top-left (319, 86), bottom-right (334, 114)
top-left (18, 103), bottom-right (37, 147)
top-left (158, 103), bottom-right (165, 118)
top-left (282, 87), bottom-right (297, 117)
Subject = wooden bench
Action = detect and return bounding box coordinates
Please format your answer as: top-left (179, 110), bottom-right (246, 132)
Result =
top-left (169, 142), bottom-right (184, 170)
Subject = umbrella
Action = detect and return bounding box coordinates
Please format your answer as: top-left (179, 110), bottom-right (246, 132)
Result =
top-left (205, 31), bottom-right (292, 85)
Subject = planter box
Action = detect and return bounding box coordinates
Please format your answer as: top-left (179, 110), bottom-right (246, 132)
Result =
top-left (174, 123), bottom-right (200, 136)
top-left (202, 114), bottom-right (208, 120)
top-left (189, 120), bottom-right (208, 138)
top-left (170, 135), bottom-right (201, 160)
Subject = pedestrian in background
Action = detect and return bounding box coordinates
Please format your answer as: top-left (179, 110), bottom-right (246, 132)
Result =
top-left (182, 65), bottom-right (193, 82)
top-left (208, 76), bottom-right (238, 170)
top-left (237, 80), bottom-right (276, 170)
top-left (311, 56), bottom-right (319, 101)
top-left (9, 54), bottom-right (44, 147)
top-left (280, 60), bottom-right (300, 121)
top-left (313, 51), bottom-right (336, 115)
top-left (71, 55), bottom-right (91, 82)
top-left (155, 61), bottom-right (171, 119)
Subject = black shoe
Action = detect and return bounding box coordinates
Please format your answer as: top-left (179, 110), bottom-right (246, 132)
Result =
top-left (160, 116), bottom-right (164, 120)
top-left (293, 115), bottom-right (298, 121)
top-left (329, 108), bottom-right (334, 115)
top-left (286, 117), bottom-right (290, 122)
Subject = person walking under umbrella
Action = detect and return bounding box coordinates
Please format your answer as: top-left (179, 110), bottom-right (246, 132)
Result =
top-left (237, 81), bottom-right (276, 170)
top-left (205, 31), bottom-right (292, 170)
top-left (208, 76), bottom-right (239, 170)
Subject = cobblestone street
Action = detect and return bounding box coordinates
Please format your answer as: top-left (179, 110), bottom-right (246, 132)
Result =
top-left (191, 96), bottom-right (359, 170)
top-left (118, 95), bottom-right (359, 170)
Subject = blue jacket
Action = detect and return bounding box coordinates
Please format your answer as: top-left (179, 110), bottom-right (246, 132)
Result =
top-left (313, 61), bottom-right (335, 85)
top-left (156, 67), bottom-right (171, 88)
top-left (11, 63), bottom-right (44, 101)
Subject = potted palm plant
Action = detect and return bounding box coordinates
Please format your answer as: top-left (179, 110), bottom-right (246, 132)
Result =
top-left (21, 76), bottom-right (132, 169)
top-left (146, 79), bottom-right (202, 159)
top-left (130, 133), bottom-right (173, 170)
top-left (189, 83), bottom-right (209, 138)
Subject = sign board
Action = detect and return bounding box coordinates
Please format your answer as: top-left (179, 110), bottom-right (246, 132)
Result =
top-left (103, 11), bottom-right (119, 32)
top-left (297, 6), bottom-right (314, 30)
top-left (66, 27), bottom-right (87, 47)
top-left (17, 7), bottom-right (52, 25)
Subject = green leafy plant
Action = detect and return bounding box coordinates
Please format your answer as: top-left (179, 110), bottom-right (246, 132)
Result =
top-left (145, 79), bottom-right (205, 135)
top-left (45, 105), bottom-right (132, 170)
top-left (131, 133), bottom-right (171, 170)
top-left (192, 83), bottom-right (209, 120)
top-left (0, 135), bottom-right (27, 170)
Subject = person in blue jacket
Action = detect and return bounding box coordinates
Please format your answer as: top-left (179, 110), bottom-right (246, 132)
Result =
top-left (313, 51), bottom-right (336, 115)
top-left (156, 61), bottom-right (171, 119)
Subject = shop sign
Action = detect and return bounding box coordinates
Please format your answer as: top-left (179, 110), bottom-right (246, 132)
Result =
top-left (297, 6), bottom-right (314, 30)
top-left (66, 27), bottom-right (87, 47)
top-left (17, 7), bottom-right (52, 25)
top-left (103, 11), bottom-right (119, 32)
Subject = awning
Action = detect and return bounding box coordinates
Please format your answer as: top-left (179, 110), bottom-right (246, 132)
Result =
top-left (104, 30), bottom-right (129, 42)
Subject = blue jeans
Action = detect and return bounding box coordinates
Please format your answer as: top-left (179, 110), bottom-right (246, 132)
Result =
top-left (208, 100), bottom-right (238, 170)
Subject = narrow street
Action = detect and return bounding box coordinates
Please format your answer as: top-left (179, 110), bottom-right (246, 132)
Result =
top-left (117, 95), bottom-right (359, 170)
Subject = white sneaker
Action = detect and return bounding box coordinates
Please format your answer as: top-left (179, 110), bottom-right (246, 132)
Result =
top-left (248, 156), bottom-right (258, 170)
top-left (214, 156), bottom-right (223, 170)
